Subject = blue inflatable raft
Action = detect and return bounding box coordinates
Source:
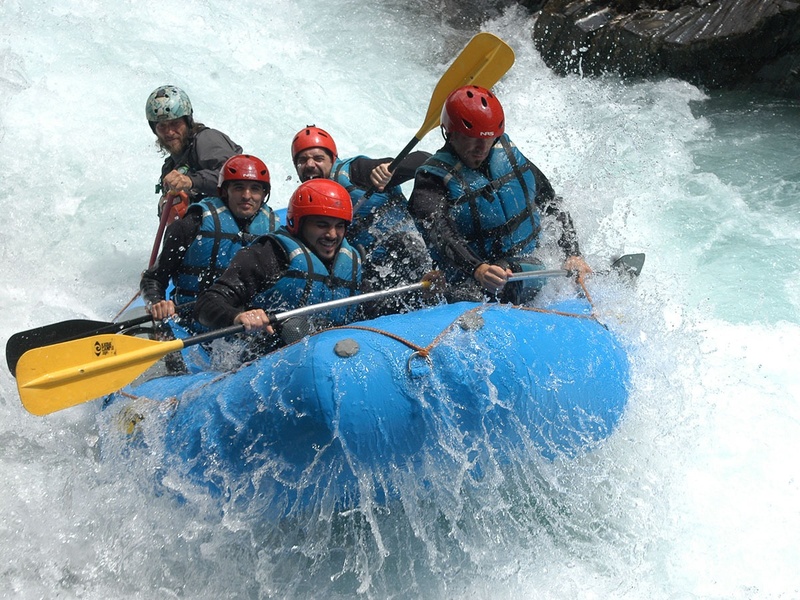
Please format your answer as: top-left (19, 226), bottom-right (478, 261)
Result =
top-left (103, 297), bottom-right (629, 519)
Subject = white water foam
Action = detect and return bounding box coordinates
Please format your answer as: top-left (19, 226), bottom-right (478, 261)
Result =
top-left (1, 1), bottom-right (799, 598)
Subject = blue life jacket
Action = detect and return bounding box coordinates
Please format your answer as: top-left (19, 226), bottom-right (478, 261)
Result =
top-left (251, 230), bottom-right (363, 326)
top-left (174, 196), bottom-right (278, 306)
top-left (331, 156), bottom-right (410, 252)
top-left (417, 134), bottom-right (542, 262)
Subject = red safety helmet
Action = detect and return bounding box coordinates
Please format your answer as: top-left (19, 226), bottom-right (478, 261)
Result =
top-left (291, 125), bottom-right (338, 162)
top-left (286, 179), bottom-right (352, 235)
top-left (441, 85), bottom-right (505, 139)
top-left (217, 154), bottom-right (271, 194)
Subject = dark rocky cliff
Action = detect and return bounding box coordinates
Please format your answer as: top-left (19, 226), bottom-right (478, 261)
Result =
top-left (438, 0), bottom-right (800, 99)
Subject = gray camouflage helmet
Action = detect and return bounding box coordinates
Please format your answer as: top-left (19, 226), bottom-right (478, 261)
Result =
top-left (145, 85), bottom-right (193, 124)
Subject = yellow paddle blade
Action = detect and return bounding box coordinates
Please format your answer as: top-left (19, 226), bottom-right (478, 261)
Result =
top-left (16, 334), bottom-right (185, 416)
top-left (416, 32), bottom-right (515, 141)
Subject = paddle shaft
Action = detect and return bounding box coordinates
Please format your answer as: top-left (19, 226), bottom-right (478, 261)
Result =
top-left (507, 269), bottom-right (568, 282)
top-left (17, 280), bottom-right (430, 415)
top-left (113, 217), bottom-right (165, 320)
top-left (504, 253), bottom-right (645, 282)
top-left (113, 191), bottom-right (189, 321)
top-left (148, 198), bottom-right (173, 267)
top-left (270, 281), bottom-right (425, 324)
top-left (112, 216), bottom-right (169, 321)
top-left (178, 282), bottom-right (428, 349)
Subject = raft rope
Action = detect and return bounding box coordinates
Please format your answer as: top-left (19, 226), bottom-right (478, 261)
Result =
top-left (516, 273), bottom-right (596, 319)
top-left (328, 273), bottom-right (599, 359)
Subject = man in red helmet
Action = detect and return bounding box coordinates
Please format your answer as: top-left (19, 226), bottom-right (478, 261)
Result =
top-left (140, 154), bottom-right (278, 331)
top-left (194, 179), bottom-right (367, 350)
top-left (409, 85), bottom-right (592, 303)
top-left (290, 126), bottom-right (433, 293)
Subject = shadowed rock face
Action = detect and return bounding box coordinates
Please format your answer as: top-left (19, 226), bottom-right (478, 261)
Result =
top-left (532, 0), bottom-right (800, 97)
top-left (433, 0), bottom-right (800, 99)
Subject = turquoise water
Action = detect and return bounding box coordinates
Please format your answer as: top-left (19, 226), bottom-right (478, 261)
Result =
top-left (1, 1), bottom-right (798, 598)
top-left (685, 92), bottom-right (800, 324)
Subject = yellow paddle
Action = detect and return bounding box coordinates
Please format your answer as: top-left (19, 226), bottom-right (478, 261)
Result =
top-left (414, 32), bottom-right (515, 144)
top-left (17, 280), bottom-right (430, 416)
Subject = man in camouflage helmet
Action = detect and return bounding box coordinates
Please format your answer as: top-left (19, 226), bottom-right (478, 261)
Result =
top-left (146, 85), bottom-right (243, 208)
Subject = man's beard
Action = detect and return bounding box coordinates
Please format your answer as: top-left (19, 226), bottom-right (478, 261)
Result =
top-left (157, 130), bottom-right (190, 157)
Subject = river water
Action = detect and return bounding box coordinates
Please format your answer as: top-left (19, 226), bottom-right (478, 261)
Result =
top-left (1, 1), bottom-right (798, 598)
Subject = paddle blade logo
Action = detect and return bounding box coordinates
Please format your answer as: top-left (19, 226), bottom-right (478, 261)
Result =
top-left (94, 340), bottom-right (117, 357)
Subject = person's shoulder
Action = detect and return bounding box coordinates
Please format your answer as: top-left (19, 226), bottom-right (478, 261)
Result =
top-left (347, 155), bottom-right (379, 166)
top-left (251, 230), bottom-right (285, 250)
top-left (407, 150), bottom-right (432, 163)
top-left (184, 196), bottom-right (218, 215)
top-left (424, 144), bottom-right (456, 162)
top-left (194, 126), bottom-right (228, 139)
top-left (193, 126), bottom-right (242, 155)
top-left (414, 153), bottom-right (449, 180)
top-left (413, 169), bottom-right (446, 188)
top-left (242, 233), bottom-right (291, 268)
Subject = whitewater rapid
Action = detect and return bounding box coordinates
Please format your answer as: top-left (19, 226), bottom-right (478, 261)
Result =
top-left (1, 1), bottom-right (799, 598)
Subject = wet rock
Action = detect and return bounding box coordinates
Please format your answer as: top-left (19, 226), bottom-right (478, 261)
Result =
top-left (531, 0), bottom-right (800, 98)
top-left (426, 0), bottom-right (800, 98)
